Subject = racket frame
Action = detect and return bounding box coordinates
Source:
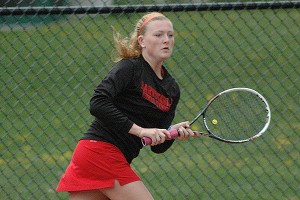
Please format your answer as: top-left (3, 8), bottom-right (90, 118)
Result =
top-left (195, 87), bottom-right (271, 143)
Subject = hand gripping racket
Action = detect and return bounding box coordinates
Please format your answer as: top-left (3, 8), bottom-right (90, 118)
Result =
top-left (142, 88), bottom-right (271, 146)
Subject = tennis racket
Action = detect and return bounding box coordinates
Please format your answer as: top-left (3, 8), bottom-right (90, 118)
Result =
top-left (142, 87), bottom-right (271, 146)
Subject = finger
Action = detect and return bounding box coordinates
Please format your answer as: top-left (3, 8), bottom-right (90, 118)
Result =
top-left (150, 135), bottom-right (158, 146)
top-left (192, 131), bottom-right (200, 137)
top-left (158, 134), bottom-right (165, 144)
top-left (178, 127), bottom-right (188, 139)
top-left (183, 127), bottom-right (190, 137)
top-left (151, 138), bottom-right (156, 146)
top-left (153, 134), bottom-right (163, 145)
top-left (164, 129), bottom-right (171, 139)
top-left (183, 121), bottom-right (191, 129)
top-left (186, 129), bottom-right (195, 137)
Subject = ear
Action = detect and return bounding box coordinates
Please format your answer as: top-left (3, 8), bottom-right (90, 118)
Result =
top-left (138, 35), bottom-right (145, 48)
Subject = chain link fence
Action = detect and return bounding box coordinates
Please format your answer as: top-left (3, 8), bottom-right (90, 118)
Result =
top-left (1, 0), bottom-right (299, 199)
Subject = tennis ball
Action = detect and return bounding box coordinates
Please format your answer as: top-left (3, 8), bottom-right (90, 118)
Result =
top-left (212, 119), bottom-right (218, 125)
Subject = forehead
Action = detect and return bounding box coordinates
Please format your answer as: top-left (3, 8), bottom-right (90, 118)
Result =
top-left (144, 19), bottom-right (173, 33)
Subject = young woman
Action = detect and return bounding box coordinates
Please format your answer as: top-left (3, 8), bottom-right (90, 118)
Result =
top-left (56, 12), bottom-right (199, 200)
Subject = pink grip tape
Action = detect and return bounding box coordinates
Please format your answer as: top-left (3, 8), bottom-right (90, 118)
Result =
top-left (141, 129), bottom-right (179, 146)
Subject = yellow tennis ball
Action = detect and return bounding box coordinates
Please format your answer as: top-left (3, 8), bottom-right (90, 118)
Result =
top-left (212, 119), bottom-right (218, 125)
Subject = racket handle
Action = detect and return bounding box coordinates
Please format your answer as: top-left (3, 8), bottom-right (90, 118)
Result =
top-left (141, 129), bottom-right (179, 146)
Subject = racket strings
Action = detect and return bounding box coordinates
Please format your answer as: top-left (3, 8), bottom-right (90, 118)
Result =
top-left (205, 91), bottom-right (268, 141)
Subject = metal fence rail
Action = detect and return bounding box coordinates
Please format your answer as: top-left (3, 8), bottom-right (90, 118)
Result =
top-left (1, 0), bottom-right (299, 199)
top-left (1, 1), bottom-right (300, 15)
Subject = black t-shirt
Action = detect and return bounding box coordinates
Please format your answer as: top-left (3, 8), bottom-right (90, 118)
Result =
top-left (82, 56), bottom-right (180, 163)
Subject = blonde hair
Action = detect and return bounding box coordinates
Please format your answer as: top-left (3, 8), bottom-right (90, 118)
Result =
top-left (112, 12), bottom-right (168, 62)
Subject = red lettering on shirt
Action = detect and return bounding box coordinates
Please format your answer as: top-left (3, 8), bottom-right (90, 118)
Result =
top-left (141, 81), bottom-right (173, 112)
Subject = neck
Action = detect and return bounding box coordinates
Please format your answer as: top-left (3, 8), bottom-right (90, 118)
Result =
top-left (142, 53), bottom-right (163, 79)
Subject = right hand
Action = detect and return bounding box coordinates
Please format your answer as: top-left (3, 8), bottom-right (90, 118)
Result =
top-left (139, 128), bottom-right (171, 146)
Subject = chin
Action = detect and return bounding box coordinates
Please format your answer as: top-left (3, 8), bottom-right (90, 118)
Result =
top-left (161, 53), bottom-right (172, 60)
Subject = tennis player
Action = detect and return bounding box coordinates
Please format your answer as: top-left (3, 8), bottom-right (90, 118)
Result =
top-left (56, 12), bottom-right (199, 200)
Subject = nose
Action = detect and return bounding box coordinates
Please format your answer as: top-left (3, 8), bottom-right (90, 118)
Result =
top-left (163, 34), bottom-right (169, 43)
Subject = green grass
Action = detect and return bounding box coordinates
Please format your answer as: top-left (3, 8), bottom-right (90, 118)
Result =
top-left (0, 9), bottom-right (299, 199)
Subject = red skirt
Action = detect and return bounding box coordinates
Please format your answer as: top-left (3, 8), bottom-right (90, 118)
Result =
top-left (56, 140), bottom-right (141, 192)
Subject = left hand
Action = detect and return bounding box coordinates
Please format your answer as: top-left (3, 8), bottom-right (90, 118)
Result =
top-left (170, 121), bottom-right (200, 141)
